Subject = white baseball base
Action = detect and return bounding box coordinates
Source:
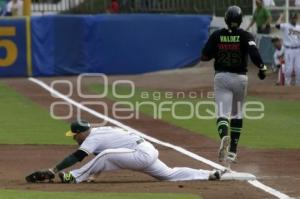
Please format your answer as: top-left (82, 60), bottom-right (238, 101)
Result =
top-left (221, 171), bottom-right (256, 181)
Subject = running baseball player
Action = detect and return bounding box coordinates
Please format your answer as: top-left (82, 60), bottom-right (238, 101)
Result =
top-left (276, 13), bottom-right (300, 86)
top-left (200, 6), bottom-right (267, 164)
top-left (26, 120), bottom-right (224, 183)
top-left (271, 36), bottom-right (285, 85)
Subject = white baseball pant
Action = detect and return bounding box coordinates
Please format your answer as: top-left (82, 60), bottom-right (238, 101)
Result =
top-left (284, 48), bottom-right (300, 86)
top-left (214, 72), bottom-right (248, 119)
top-left (71, 141), bottom-right (210, 183)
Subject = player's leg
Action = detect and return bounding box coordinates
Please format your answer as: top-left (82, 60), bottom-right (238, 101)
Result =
top-left (214, 73), bottom-right (233, 161)
top-left (229, 74), bottom-right (248, 162)
top-left (69, 145), bottom-right (158, 183)
top-left (143, 158), bottom-right (212, 181)
top-left (278, 64), bottom-right (285, 85)
top-left (214, 73), bottom-right (233, 138)
top-left (294, 49), bottom-right (300, 86)
top-left (69, 148), bottom-right (136, 183)
top-left (284, 49), bottom-right (294, 86)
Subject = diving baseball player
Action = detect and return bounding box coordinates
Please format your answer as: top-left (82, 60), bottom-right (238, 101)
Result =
top-left (26, 120), bottom-right (223, 183)
top-left (200, 6), bottom-right (267, 164)
top-left (276, 13), bottom-right (300, 86)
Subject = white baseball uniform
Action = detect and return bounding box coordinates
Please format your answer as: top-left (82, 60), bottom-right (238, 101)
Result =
top-left (70, 126), bottom-right (211, 183)
top-left (273, 47), bottom-right (284, 66)
top-left (6, 0), bottom-right (23, 16)
top-left (273, 46), bottom-right (285, 85)
top-left (263, 0), bottom-right (275, 6)
top-left (278, 23), bottom-right (300, 85)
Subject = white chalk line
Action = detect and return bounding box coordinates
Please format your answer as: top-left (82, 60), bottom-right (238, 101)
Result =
top-left (249, 181), bottom-right (292, 199)
top-left (29, 77), bottom-right (293, 199)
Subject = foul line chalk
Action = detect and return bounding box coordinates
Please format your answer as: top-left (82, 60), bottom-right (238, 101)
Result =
top-left (29, 77), bottom-right (293, 199)
top-left (249, 180), bottom-right (292, 199)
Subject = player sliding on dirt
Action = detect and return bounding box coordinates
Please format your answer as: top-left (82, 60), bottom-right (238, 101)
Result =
top-left (26, 120), bottom-right (226, 183)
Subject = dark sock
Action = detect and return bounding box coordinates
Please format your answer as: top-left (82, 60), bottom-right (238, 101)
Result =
top-left (230, 132), bottom-right (240, 153)
top-left (230, 119), bottom-right (243, 153)
top-left (216, 118), bottom-right (229, 139)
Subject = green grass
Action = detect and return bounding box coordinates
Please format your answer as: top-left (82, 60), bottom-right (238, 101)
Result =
top-left (89, 84), bottom-right (300, 149)
top-left (0, 84), bottom-right (71, 145)
top-left (0, 190), bottom-right (201, 199)
top-left (241, 96), bottom-right (300, 148)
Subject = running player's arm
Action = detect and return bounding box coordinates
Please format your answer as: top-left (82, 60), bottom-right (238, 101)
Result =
top-left (245, 32), bottom-right (264, 68)
top-left (201, 32), bottom-right (218, 61)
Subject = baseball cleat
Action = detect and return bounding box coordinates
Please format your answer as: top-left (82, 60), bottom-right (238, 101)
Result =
top-left (218, 136), bottom-right (230, 162)
top-left (226, 152), bottom-right (237, 163)
top-left (58, 172), bottom-right (76, 183)
top-left (208, 169), bottom-right (227, 180)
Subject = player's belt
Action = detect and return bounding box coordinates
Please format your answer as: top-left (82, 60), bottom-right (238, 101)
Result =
top-left (215, 71), bottom-right (246, 75)
top-left (136, 139), bottom-right (145, 145)
top-left (284, 45), bottom-right (300, 49)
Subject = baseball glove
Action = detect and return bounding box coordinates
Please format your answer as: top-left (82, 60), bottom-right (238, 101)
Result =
top-left (25, 169), bottom-right (55, 183)
top-left (258, 65), bottom-right (267, 80)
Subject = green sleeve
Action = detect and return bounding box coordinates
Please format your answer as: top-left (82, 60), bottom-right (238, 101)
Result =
top-left (264, 8), bottom-right (271, 17)
top-left (54, 154), bottom-right (80, 172)
top-left (253, 10), bottom-right (257, 21)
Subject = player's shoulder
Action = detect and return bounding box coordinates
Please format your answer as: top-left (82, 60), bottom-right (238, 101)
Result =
top-left (81, 128), bottom-right (103, 145)
top-left (92, 126), bottom-right (111, 132)
top-left (235, 29), bottom-right (254, 40)
top-left (208, 28), bottom-right (228, 42)
top-left (87, 127), bottom-right (106, 137)
top-left (91, 126), bottom-right (123, 134)
top-left (210, 28), bottom-right (227, 37)
top-left (237, 28), bottom-right (251, 35)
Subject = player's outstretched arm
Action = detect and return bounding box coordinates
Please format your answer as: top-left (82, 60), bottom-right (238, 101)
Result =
top-left (246, 33), bottom-right (267, 80)
top-left (248, 47), bottom-right (267, 80)
top-left (25, 149), bottom-right (88, 183)
top-left (248, 43), bottom-right (264, 68)
top-left (49, 149), bottom-right (89, 174)
top-left (275, 13), bottom-right (284, 29)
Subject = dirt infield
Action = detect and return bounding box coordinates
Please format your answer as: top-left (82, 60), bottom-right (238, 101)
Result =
top-left (1, 65), bottom-right (300, 199)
